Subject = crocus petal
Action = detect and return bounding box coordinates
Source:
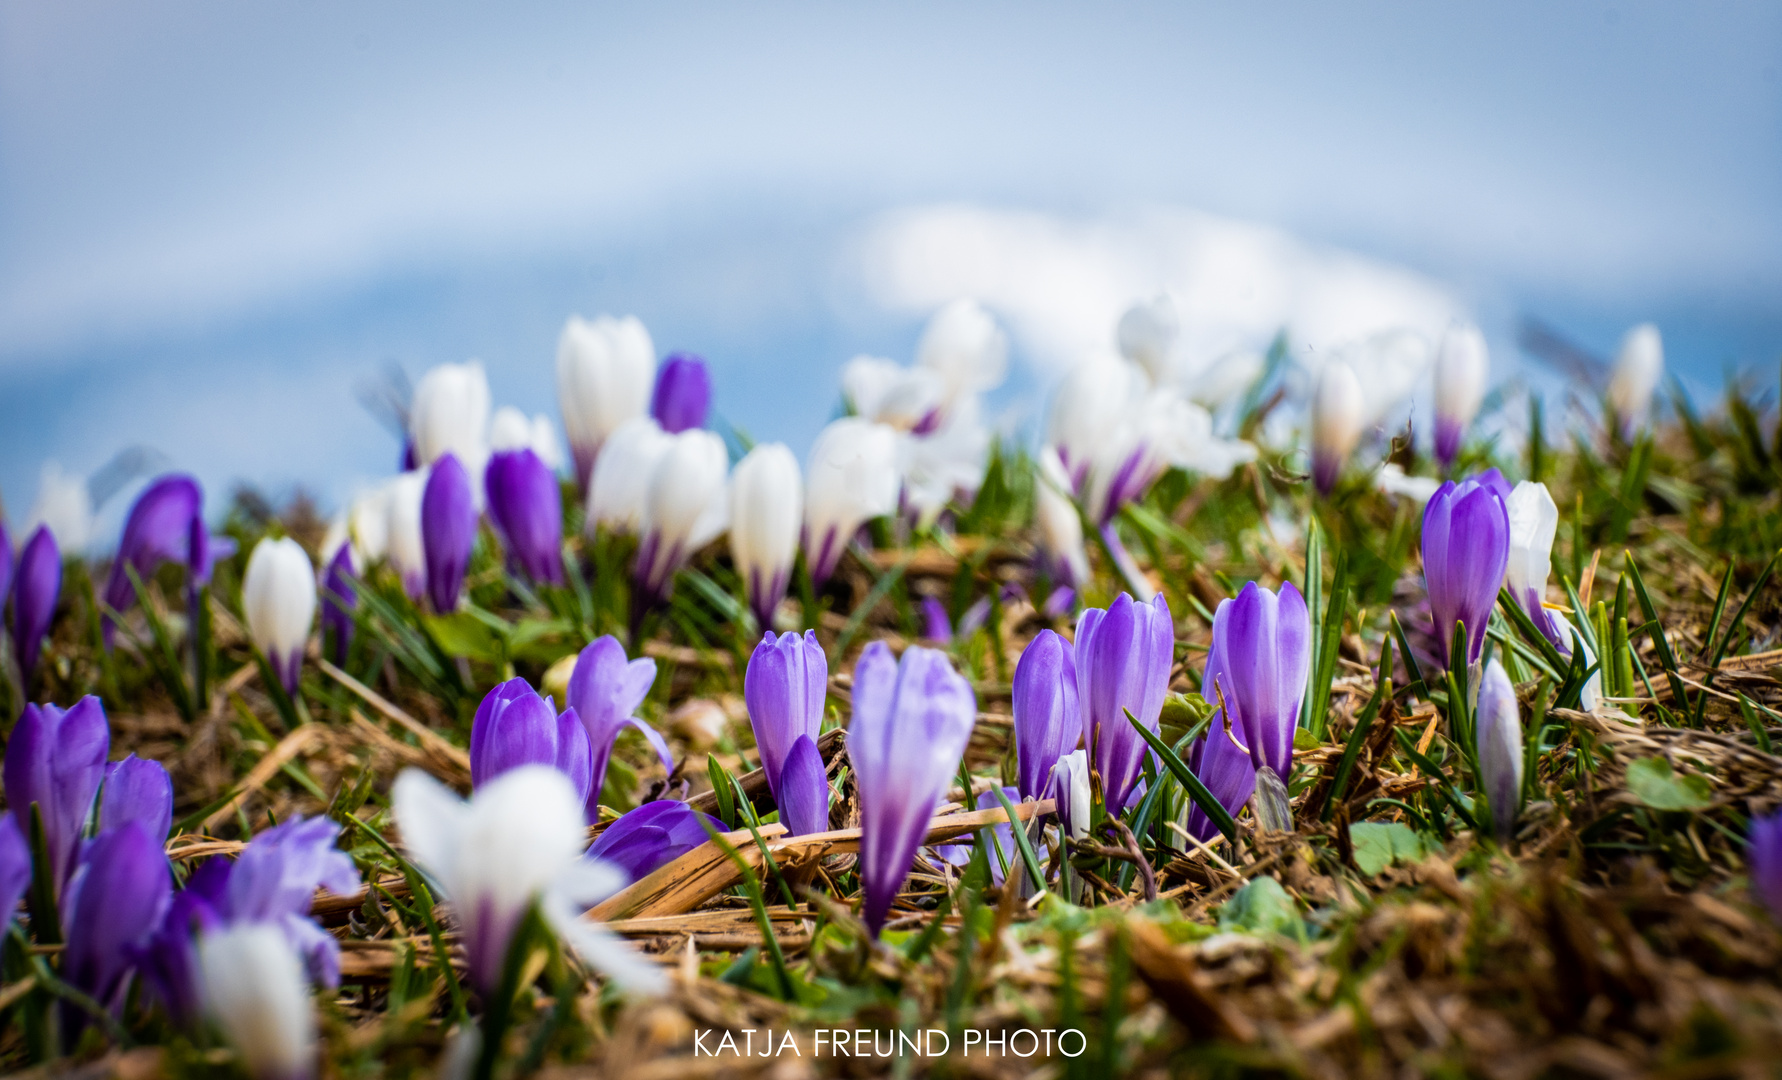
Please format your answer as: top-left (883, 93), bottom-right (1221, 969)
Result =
top-left (1184, 720), bottom-right (1257, 843)
top-left (1050, 750), bottom-right (1091, 841)
top-left (100, 755), bottom-right (174, 843)
top-left (586, 800), bottom-right (726, 884)
top-left (468, 678), bottom-right (595, 809)
top-left (776, 736), bottom-right (830, 838)
top-left (102, 474), bottom-right (204, 646)
top-left (243, 537), bottom-right (317, 694)
top-left (1202, 581), bottom-right (1310, 779)
top-left (63, 822), bottom-right (172, 1017)
top-left (1505, 481), bottom-right (1568, 650)
top-left (848, 643), bottom-right (976, 936)
top-left (0, 815), bottom-right (31, 930)
top-left (650, 353), bottom-right (712, 434)
top-left (11, 525), bottom-right (61, 684)
top-left (1432, 323), bottom-right (1488, 468)
top-left (921, 596), bottom-right (952, 643)
top-left (558, 314), bottom-right (658, 490)
top-left (485, 448), bottom-right (565, 585)
top-left (568, 637), bottom-right (671, 814)
top-left (1013, 629), bottom-right (1079, 801)
top-left (421, 454), bottom-right (477, 614)
top-left (199, 922), bottom-right (317, 1080)
top-left (635, 429), bottom-right (729, 603)
top-left (320, 543), bottom-right (357, 666)
top-left (3, 695), bottom-right (109, 896)
top-left (802, 418), bottom-right (900, 586)
top-left (1311, 362), bottom-right (1365, 495)
top-left (1075, 593), bottom-right (1173, 815)
top-left (1475, 659), bottom-right (1523, 840)
top-left (1749, 811), bottom-right (1782, 927)
top-left (729, 443), bottom-right (802, 627)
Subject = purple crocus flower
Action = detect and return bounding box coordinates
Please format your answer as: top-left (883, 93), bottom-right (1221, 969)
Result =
top-left (848, 642), bottom-right (976, 936)
top-left (320, 543), bottom-right (356, 665)
top-left (1202, 581), bottom-right (1310, 781)
top-left (649, 353), bottom-right (712, 434)
top-left (744, 631), bottom-right (831, 837)
top-left (1472, 467), bottom-right (1513, 505)
top-left (99, 755), bottom-right (174, 843)
top-left (1475, 658), bottom-right (1523, 840)
top-left (469, 678), bottom-right (594, 810)
top-left (421, 453), bottom-right (476, 613)
top-left (1075, 593), bottom-right (1174, 816)
top-left (0, 520), bottom-right (11, 608)
top-left (3, 696), bottom-right (109, 897)
top-left (485, 448), bottom-right (564, 585)
top-left (565, 636), bottom-right (676, 818)
top-left (920, 596), bottom-right (952, 643)
top-left (102, 475), bottom-right (232, 647)
top-left (62, 822), bottom-right (172, 1018)
top-left (1750, 811), bottom-right (1782, 927)
top-left (0, 814), bottom-right (31, 929)
top-left (587, 800), bottom-right (726, 884)
top-left (134, 816), bottom-right (358, 1026)
top-left (13, 525), bottom-right (61, 686)
top-left (1422, 478), bottom-right (1510, 668)
top-left (1013, 630), bottom-right (1079, 800)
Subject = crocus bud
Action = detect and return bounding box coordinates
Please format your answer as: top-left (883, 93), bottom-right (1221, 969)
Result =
top-left (1607, 323), bottom-right (1663, 440)
top-left (63, 822), bottom-right (172, 1018)
top-left (802, 417), bottom-right (900, 586)
top-left (4, 696), bottom-right (109, 897)
top-left (383, 472), bottom-right (428, 600)
top-left (1475, 658), bottom-right (1523, 840)
top-left (1748, 811), bottom-right (1782, 926)
top-left (320, 543), bottom-right (356, 665)
top-left (1046, 358), bottom-right (1139, 489)
top-left (409, 361), bottom-right (490, 471)
top-left (199, 923), bottom-right (316, 1080)
top-left (915, 298), bottom-right (1008, 408)
top-left (1034, 447), bottom-right (1090, 588)
top-left (1504, 481), bottom-right (1568, 650)
top-left (489, 406), bottom-right (564, 470)
top-left (421, 454), bottom-right (476, 614)
top-left (26, 461), bottom-right (93, 554)
top-left (728, 443), bottom-right (802, 627)
top-left (100, 754), bottom-right (174, 843)
top-left (1422, 479), bottom-right (1510, 668)
top-left (12, 525), bottom-right (61, 686)
top-left (1049, 749), bottom-right (1090, 841)
top-left (587, 800), bottom-right (727, 885)
top-left (566, 637), bottom-right (675, 818)
top-left (1311, 361), bottom-right (1365, 495)
top-left (1117, 294), bottom-right (1180, 385)
top-left (393, 765), bottom-right (665, 994)
top-left (585, 417), bottom-right (673, 536)
top-left (242, 537), bottom-right (316, 694)
top-left (744, 631), bottom-right (830, 837)
top-left (1013, 630), bottom-right (1079, 801)
top-left (103, 474), bottom-right (232, 646)
top-left (848, 643), bottom-right (975, 936)
top-left (1433, 323), bottom-right (1488, 468)
top-left (636, 429), bottom-right (729, 605)
top-left (485, 449), bottom-right (564, 585)
top-left (469, 678), bottom-right (593, 807)
top-left (650, 353), bottom-right (712, 433)
top-left (1076, 593), bottom-right (1174, 815)
top-left (557, 315), bottom-right (657, 489)
top-left (1202, 581), bottom-right (1311, 782)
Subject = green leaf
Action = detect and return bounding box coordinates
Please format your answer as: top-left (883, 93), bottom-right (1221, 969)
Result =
top-left (1292, 727), bottom-right (1323, 753)
top-left (423, 612), bottom-right (504, 662)
top-left (1625, 757), bottom-right (1713, 811)
top-left (1125, 707), bottom-right (1237, 843)
top-left (1217, 876), bottom-right (1306, 943)
top-left (1349, 821), bottom-right (1430, 876)
top-left (1159, 692), bottom-right (1212, 742)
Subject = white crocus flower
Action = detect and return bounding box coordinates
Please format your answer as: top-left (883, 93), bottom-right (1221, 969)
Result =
top-left (1186, 348), bottom-right (1265, 411)
top-left (242, 537), bottom-right (317, 694)
top-left (898, 398), bottom-right (992, 526)
top-left (915, 298), bottom-right (1008, 408)
top-left (410, 362), bottom-right (491, 473)
top-left (557, 315), bottom-right (657, 488)
top-left (199, 923), bottom-right (317, 1080)
top-left (489, 406), bottom-right (565, 471)
top-left (1607, 323), bottom-right (1663, 439)
top-left (1034, 447), bottom-right (1090, 588)
top-left (803, 417), bottom-right (901, 586)
top-left (24, 461), bottom-right (93, 554)
top-left (636, 429), bottom-right (730, 602)
top-left (1049, 749), bottom-right (1091, 841)
top-left (1433, 323), bottom-right (1489, 467)
top-left (841, 356), bottom-right (945, 431)
top-left (729, 443), bottom-right (803, 626)
top-left (384, 471), bottom-right (428, 600)
top-left (392, 766), bottom-right (665, 995)
top-left (1310, 360), bottom-right (1365, 495)
top-left (1116, 295), bottom-right (1180, 386)
top-left (1504, 481), bottom-right (1565, 644)
top-left (585, 417), bottom-right (674, 535)
top-left (1045, 358), bottom-right (1140, 490)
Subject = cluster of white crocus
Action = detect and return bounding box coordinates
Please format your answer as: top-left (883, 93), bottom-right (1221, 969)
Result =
top-left (557, 314), bottom-right (657, 489)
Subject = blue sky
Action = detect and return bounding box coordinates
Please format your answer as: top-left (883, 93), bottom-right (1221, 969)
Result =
top-left (2, 1), bottom-right (1779, 535)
